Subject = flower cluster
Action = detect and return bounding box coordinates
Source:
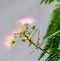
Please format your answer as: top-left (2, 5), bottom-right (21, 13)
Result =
top-left (4, 16), bottom-right (35, 49)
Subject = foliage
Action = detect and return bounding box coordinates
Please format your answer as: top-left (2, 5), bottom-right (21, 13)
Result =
top-left (44, 4), bottom-right (60, 39)
top-left (38, 3), bottom-right (60, 61)
top-left (45, 50), bottom-right (60, 61)
top-left (38, 30), bottom-right (60, 61)
top-left (40, 0), bottom-right (60, 4)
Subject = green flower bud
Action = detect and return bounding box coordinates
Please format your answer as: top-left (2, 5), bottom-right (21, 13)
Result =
top-left (22, 37), bottom-right (27, 42)
top-left (31, 26), bottom-right (36, 30)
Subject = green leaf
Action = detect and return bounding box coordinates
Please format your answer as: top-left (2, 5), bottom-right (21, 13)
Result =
top-left (48, 0), bottom-right (54, 4)
top-left (40, 0), bottom-right (60, 4)
top-left (55, 4), bottom-right (60, 8)
top-left (45, 30), bottom-right (60, 54)
top-left (49, 35), bottom-right (59, 54)
top-left (38, 39), bottom-right (52, 60)
top-left (45, 50), bottom-right (60, 61)
top-left (43, 4), bottom-right (60, 39)
top-left (40, 0), bottom-right (44, 4)
top-left (38, 30), bottom-right (60, 61)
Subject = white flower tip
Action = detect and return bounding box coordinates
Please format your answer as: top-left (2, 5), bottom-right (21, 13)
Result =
top-left (17, 16), bottom-right (35, 25)
top-left (3, 40), bottom-right (11, 50)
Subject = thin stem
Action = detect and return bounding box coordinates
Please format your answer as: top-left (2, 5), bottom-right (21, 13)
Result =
top-left (32, 29), bottom-right (38, 37)
top-left (31, 41), bottom-right (49, 54)
top-left (30, 40), bottom-right (50, 54)
top-left (24, 33), bottom-right (50, 54)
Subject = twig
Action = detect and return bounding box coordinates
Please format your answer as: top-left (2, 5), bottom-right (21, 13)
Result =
top-left (32, 29), bottom-right (38, 37)
top-left (32, 42), bottom-right (49, 54)
top-left (24, 33), bottom-right (50, 54)
top-left (36, 29), bottom-right (40, 46)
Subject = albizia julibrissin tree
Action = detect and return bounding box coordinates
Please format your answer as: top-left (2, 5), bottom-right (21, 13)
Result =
top-left (4, 0), bottom-right (60, 61)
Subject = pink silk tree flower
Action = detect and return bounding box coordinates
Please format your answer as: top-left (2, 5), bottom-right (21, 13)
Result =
top-left (17, 16), bottom-right (35, 25)
top-left (4, 35), bottom-right (15, 49)
top-left (11, 25), bottom-right (26, 35)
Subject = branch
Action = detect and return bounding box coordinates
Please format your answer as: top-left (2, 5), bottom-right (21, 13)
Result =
top-left (31, 41), bottom-right (50, 54)
top-left (24, 29), bottom-right (50, 54)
